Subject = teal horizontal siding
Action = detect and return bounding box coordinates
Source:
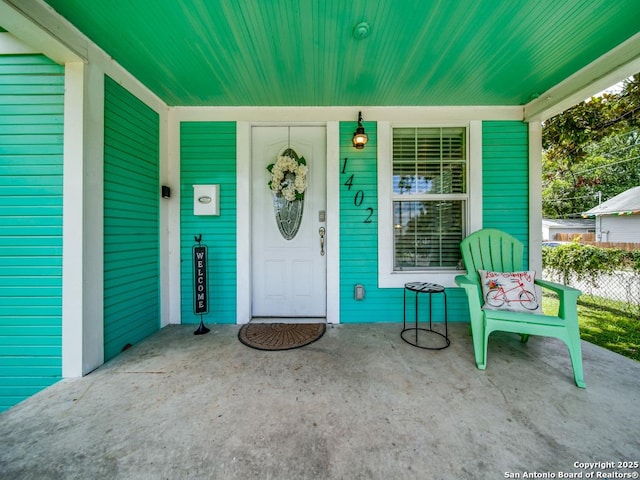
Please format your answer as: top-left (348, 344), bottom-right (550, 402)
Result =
top-left (180, 122), bottom-right (236, 324)
top-left (103, 76), bottom-right (160, 361)
top-left (339, 122), bottom-right (402, 323)
top-left (482, 121), bottom-right (530, 265)
top-left (0, 54), bottom-right (64, 413)
top-left (338, 122), bottom-right (473, 324)
top-left (0, 115), bottom-right (63, 125)
top-left (0, 102), bottom-right (63, 114)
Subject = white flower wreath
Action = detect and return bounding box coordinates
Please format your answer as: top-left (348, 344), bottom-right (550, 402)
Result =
top-left (267, 154), bottom-right (308, 202)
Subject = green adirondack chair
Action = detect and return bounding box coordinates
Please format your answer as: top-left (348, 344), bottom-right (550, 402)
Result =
top-left (455, 228), bottom-right (585, 388)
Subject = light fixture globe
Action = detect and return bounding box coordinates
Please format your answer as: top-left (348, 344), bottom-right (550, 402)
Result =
top-left (352, 111), bottom-right (368, 149)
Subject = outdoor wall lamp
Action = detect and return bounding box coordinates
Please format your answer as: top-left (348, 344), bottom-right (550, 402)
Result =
top-left (352, 111), bottom-right (368, 149)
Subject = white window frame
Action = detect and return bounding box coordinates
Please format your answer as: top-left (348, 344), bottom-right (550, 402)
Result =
top-left (377, 121), bottom-right (483, 288)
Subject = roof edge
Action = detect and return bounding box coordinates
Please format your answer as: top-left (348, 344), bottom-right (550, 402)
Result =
top-left (524, 31), bottom-right (640, 122)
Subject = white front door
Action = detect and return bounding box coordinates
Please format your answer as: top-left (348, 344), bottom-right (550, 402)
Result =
top-left (251, 126), bottom-right (327, 318)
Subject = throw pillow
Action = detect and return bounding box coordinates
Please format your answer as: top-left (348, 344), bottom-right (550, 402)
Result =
top-left (478, 270), bottom-right (542, 314)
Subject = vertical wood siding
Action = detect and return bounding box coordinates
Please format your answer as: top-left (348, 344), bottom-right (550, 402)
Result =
top-left (0, 54), bottom-right (64, 412)
top-left (482, 121), bottom-right (530, 265)
top-left (180, 122), bottom-right (236, 324)
top-left (103, 76), bottom-right (160, 361)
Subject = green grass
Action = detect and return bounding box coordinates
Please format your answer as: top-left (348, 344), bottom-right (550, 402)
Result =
top-left (543, 293), bottom-right (640, 362)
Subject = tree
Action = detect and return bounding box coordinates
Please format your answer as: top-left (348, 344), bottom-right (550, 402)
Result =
top-left (542, 75), bottom-right (640, 218)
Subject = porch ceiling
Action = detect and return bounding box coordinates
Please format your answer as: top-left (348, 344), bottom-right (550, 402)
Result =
top-left (40, 0), bottom-right (640, 107)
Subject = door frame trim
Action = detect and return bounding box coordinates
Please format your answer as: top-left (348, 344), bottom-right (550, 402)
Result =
top-left (237, 122), bottom-right (340, 325)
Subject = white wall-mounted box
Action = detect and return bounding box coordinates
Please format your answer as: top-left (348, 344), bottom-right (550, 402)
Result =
top-left (193, 184), bottom-right (220, 216)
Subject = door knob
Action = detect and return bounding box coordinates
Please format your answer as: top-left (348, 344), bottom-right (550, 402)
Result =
top-left (319, 227), bottom-right (325, 256)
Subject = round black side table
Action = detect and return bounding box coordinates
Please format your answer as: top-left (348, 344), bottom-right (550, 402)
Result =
top-left (402, 282), bottom-right (450, 350)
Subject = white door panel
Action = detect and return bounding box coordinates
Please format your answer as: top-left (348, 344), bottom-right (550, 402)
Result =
top-left (251, 126), bottom-right (327, 317)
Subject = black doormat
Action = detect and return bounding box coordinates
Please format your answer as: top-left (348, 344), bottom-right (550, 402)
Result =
top-left (238, 323), bottom-right (326, 351)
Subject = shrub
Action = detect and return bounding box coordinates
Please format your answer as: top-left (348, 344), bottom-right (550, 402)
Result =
top-left (542, 242), bottom-right (638, 286)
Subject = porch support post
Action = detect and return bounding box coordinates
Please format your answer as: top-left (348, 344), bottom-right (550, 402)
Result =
top-left (163, 107), bottom-right (181, 325)
top-left (469, 121), bottom-right (483, 232)
top-left (62, 61), bottom-right (105, 377)
top-left (528, 121), bottom-right (543, 274)
top-left (236, 121), bottom-right (251, 324)
top-left (326, 122), bottom-right (340, 324)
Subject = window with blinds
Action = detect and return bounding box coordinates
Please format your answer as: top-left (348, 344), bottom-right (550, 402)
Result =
top-left (392, 127), bottom-right (467, 270)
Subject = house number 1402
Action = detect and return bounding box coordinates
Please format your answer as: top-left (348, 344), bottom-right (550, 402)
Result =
top-left (341, 157), bottom-right (374, 224)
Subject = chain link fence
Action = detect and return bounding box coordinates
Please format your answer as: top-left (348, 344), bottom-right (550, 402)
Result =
top-left (543, 268), bottom-right (640, 317)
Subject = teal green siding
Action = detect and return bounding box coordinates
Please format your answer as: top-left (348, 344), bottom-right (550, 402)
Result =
top-left (180, 122), bottom-right (236, 324)
top-left (338, 122), bottom-right (489, 323)
top-left (103, 76), bottom-right (160, 361)
top-left (339, 121), bottom-right (401, 322)
top-left (482, 121), bottom-right (530, 264)
top-left (337, 123), bottom-right (470, 323)
top-left (0, 54), bottom-right (64, 412)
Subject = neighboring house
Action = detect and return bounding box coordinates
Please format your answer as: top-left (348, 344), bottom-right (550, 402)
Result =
top-left (542, 218), bottom-right (595, 242)
top-left (1, 1), bottom-right (639, 411)
top-left (583, 186), bottom-right (640, 242)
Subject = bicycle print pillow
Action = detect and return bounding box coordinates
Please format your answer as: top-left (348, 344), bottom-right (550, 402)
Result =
top-left (478, 270), bottom-right (542, 314)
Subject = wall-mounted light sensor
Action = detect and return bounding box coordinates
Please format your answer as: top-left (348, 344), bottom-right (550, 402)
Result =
top-left (354, 284), bottom-right (365, 300)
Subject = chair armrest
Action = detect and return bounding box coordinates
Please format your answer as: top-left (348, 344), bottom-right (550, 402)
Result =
top-left (535, 279), bottom-right (581, 298)
top-left (455, 275), bottom-right (483, 311)
top-left (535, 279), bottom-right (581, 320)
top-left (455, 275), bottom-right (476, 289)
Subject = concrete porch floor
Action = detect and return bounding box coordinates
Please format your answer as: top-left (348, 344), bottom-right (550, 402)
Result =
top-left (1, 323), bottom-right (639, 480)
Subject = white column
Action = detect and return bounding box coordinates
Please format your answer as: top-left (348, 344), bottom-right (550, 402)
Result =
top-left (159, 108), bottom-right (173, 326)
top-left (469, 121), bottom-right (483, 232)
top-left (62, 60), bottom-right (105, 376)
top-left (166, 108), bottom-right (182, 324)
top-left (529, 121), bottom-right (543, 273)
top-left (326, 121), bottom-right (340, 324)
top-left (82, 59), bottom-right (105, 374)
top-left (236, 121), bottom-right (251, 324)
top-left (61, 62), bottom-right (85, 378)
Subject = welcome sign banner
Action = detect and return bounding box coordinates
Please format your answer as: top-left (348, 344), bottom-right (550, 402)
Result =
top-left (193, 245), bottom-right (208, 315)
